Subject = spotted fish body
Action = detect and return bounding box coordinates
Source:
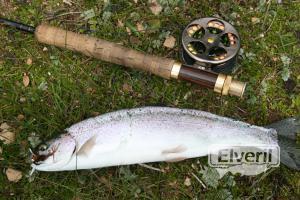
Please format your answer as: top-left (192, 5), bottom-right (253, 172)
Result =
top-left (32, 107), bottom-right (278, 172)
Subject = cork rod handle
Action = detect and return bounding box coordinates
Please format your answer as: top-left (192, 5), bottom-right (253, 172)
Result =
top-left (34, 24), bottom-right (246, 97)
top-left (35, 24), bottom-right (175, 79)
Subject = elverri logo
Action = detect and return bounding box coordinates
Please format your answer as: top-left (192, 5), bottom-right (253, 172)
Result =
top-left (208, 145), bottom-right (280, 175)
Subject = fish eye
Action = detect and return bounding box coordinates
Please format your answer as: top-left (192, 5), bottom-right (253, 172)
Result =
top-left (38, 144), bottom-right (48, 151)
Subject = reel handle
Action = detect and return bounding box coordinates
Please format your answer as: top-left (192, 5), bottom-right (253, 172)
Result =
top-left (35, 24), bottom-right (245, 97)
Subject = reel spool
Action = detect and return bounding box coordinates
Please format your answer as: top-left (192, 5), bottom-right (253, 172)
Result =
top-left (181, 17), bottom-right (240, 74)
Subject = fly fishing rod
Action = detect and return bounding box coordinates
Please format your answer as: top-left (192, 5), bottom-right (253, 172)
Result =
top-left (0, 17), bottom-right (246, 97)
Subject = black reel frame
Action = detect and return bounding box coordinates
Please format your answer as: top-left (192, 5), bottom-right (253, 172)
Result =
top-left (181, 17), bottom-right (240, 74)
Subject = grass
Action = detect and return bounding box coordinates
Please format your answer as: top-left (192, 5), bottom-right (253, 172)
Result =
top-left (0, 0), bottom-right (299, 199)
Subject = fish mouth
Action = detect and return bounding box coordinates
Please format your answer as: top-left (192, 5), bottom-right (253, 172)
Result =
top-left (30, 133), bottom-right (78, 171)
top-left (30, 145), bottom-right (77, 172)
top-left (30, 149), bottom-right (47, 165)
top-left (30, 145), bottom-right (59, 165)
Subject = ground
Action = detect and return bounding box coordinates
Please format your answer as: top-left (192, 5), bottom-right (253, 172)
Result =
top-left (0, 0), bottom-right (299, 199)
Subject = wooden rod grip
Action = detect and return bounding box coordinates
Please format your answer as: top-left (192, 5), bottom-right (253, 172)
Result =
top-left (34, 24), bottom-right (175, 79)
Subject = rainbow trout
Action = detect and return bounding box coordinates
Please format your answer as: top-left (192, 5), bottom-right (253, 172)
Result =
top-left (30, 107), bottom-right (299, 172)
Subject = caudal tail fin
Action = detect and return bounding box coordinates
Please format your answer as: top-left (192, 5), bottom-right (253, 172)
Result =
top-left (267, 118), bottom-right (300, 171)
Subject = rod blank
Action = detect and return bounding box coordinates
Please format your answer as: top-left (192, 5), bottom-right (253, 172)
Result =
top-left (0, 18), bottom-right (35, 33)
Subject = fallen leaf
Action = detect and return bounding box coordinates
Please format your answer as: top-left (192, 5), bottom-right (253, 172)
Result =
top-left (43, 47), bottom-right (48, 51)
top-left (126, 27), bottom-right (132, 35)
top-left (163, 36), bottom-right (176, 48)
top-left (251, 17), bottom-right (260, 24)
top-left (17, 114), bottom-right (25, 121)
top-left (136, 22), bottom-right (145, 32)
top-left (86, 87), bottom-right (96, 94)
top-left (129, 36), bottom-right (142, 45)
top-left (63, 0), bottom-right (73, 6)
top-left (184, 177), bottom-right (192, 186)
top-left (0, 131), bottom-right (16, 144)
top-left (91, 111), bottom-right (100, 117)
top-left (26, 58), bottom-right (32, 65)
top-left (122, 83), bottom-right (133, 93)
top-left (169, 180), bottom-right (178, 187)
top-left (6, 168), bottom-right (22, 182)
top-left (23, 73), bottom-right (30, 87)
top-left (19, 97), bottom-right (26, 103)
top-left (0, 122), bottom-right (10, 130)
top-left (117, 19), bottom-right (124, 27)
top-left (149, 0), bottom-right (162, 15)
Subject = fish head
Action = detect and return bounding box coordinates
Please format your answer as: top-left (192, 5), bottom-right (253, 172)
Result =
top-left (31, 133), bottom-right (76, 171)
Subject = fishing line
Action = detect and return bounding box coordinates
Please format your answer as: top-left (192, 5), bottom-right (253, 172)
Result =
top-left (71, 135), bottom-right (79, 199)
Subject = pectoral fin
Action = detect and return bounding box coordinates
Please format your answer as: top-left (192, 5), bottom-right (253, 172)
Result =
top-left (77, 135), bottom-right (97, 156)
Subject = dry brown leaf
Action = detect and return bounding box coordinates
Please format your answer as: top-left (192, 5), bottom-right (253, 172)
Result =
top-left (6, 168), bottom-right (22, 182)
top-left (169, 180), bottom-right (178, 187)
top-left (63, 0), bottom-right (73, 6)
top-left (117, 19), bottom-right (124, 27)
top-left (23, 73), bottom-right (30, 87)
top-left (17, 114), bottom-right (25, 121)
top-left (0, 131), bottom-right (16, 144)
top-left (91, 111), bottom-right (100, 117)
top-left (184, 177), bottom-right (191, 186)
top-left (251, 17), bottom-right (260, 24)
top-left (26, 58), bottom-right (32, 65)
top-left (136, 22), bottom-right (145, 32)
top-left (129, 36), bottom-right (142, 45)
top-left (126, 27), bottom-right (132, 35)
top-left (163, 36), bottom-right (176, 49)
top-left (122, 83), bottom-right (133, 93)
top-left (149, 0), bottom-right (162, 15)
top-left (0, 122), bottom-right (10, 130)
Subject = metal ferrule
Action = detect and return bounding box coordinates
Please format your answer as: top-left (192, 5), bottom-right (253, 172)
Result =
top-left (214, 74), bottom-right (246, 97)
top-left (171, 61), bottom-right (182, 79)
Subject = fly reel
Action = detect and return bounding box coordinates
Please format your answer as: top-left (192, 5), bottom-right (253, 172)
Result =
top-left (181, 17), bottom-right (240, 74)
